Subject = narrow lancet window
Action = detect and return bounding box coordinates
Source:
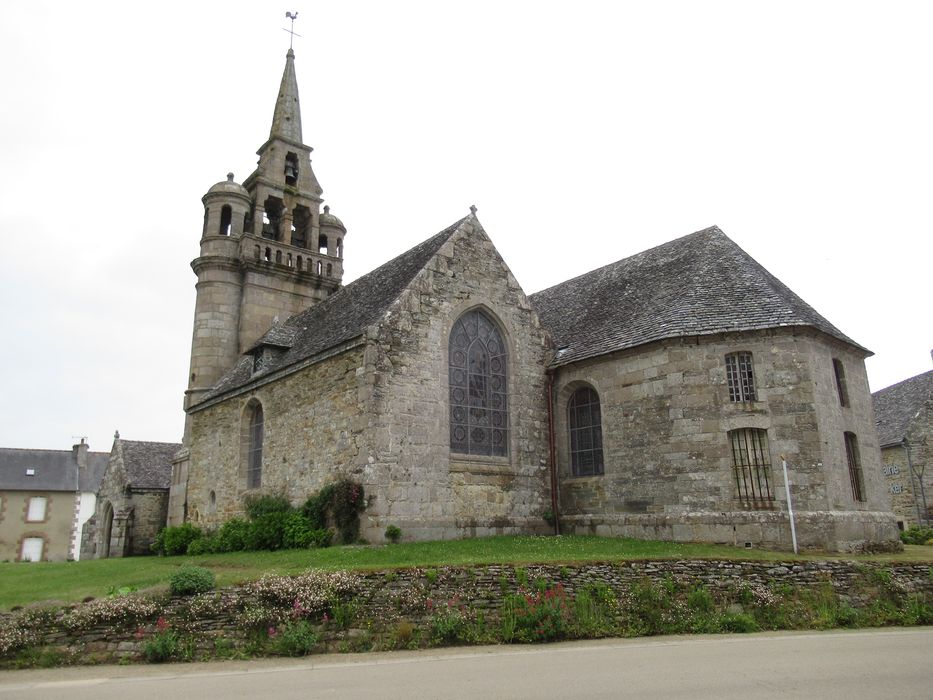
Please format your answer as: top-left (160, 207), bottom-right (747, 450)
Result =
top-left (725, 352), bottom-right (757, 402)
top-left (568, 386), bottom-right (604, 476)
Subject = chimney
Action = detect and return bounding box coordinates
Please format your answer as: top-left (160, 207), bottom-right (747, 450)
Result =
top-left (73, 437), bottom-right (88, 470)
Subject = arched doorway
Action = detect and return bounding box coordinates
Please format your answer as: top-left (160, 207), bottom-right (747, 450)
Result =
top-left (100, 502), bottom-right (114, 558)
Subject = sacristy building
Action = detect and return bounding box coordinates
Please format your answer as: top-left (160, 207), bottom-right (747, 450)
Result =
top-left (167, 49), bottom-right (900, 552)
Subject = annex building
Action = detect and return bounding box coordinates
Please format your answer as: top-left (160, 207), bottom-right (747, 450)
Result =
top-left (167, 49), bottom-right (900, 552)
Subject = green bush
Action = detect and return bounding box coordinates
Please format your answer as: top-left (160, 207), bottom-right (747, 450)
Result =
top-left (244, 493), bottom-right (293, 520)
top-left (384, 524), bottom-right (402, 544)
top-left (151, 523), bottom-right (202, 556)
top-left (900, 525), bottom-right (933, 545)
top-left (246, 511), bottom-right (290, 551)
top-left (215, 518), bottom-right (251, 552)
top-left (283, 512), bottom-right (333, 549)
top-left (186, 534), bottom-right (217, 556)
top-left (270, 620), bottom-right (319, 656)
top-left (170, 566), bottom-right (215, 596)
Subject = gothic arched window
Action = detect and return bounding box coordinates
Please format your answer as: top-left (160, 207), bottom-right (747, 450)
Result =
top-left (449, 309), bottom-right (508, 457)
top-left (245, 402), bottom-right (264, 489)
top-left (568, 386), bottom-right (604, 476)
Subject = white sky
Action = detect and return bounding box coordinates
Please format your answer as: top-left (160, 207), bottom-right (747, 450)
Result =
top-left (0, 1), bottom-right (930, 452)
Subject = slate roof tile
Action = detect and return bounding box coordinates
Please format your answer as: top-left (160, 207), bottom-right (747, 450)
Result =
top-left (120, 440), bottom-right (182, 490)
top-left (872, 370), bottom-right (933, 447)
top-left (529, 226), bottom-right (865, 368)
top-left (0, 447), bottom-right (109, 492)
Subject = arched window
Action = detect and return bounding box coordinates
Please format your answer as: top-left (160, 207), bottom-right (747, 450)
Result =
top-left (832, 358), bottom-right (849, 407)
top-left (568, 387), bottom-right (604, 476)
top-left (449, 309), bottom-right (508, 456)
top-left (246, 403), bottom-right (264, 489)
top-left (219, 205), bottom-right (232, 236)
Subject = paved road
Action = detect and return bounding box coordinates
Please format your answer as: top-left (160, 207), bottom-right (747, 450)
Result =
top-left (1, 628), bottom-right (931, 699)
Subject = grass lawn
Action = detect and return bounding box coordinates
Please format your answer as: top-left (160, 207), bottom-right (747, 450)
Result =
top-left (2, 535), bottom-right (930, 610)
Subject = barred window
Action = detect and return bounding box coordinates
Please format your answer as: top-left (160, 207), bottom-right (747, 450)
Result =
top-left (725, 352), bottom-right (757, 402)
top-left (449, 309), bottom-right (508, 457)
top-left (844, 432), bottom-right (865, 502)
top-left (568, 387), bottom-right (604, 476)
top-left (729, 428), bottom-right (774, 507)
top-left (247, 403), bottom-right (264, 489)
top-left (832, 358), bottom-right (849, 407)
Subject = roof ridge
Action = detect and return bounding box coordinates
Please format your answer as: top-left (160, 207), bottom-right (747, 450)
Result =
top-left (0, 447), bottom-right (109, 455)
top-left (872, 368), bottom-right (933, 397)
top-left (529, 225), bottom-right (721, 298)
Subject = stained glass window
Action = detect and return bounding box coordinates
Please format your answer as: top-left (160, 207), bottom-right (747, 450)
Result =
top-left (449, 309), bottom-right (508, 456)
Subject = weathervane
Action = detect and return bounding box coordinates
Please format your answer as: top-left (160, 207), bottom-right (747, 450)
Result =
top-left (284, 11), bottom-right (301, 50)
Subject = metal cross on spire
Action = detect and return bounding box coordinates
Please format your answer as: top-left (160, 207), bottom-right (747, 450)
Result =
top-left (284, 11), bottom-right (302, 50)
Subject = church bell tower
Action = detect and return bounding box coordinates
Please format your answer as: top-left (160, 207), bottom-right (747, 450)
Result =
top-left (184, 48), bottom-right (348, 412)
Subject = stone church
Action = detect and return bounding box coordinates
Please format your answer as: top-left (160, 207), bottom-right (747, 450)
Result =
top-left (167, 48), bottom-right (899, 552)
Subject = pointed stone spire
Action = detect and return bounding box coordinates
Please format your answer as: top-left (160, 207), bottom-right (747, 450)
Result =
top-left (270, 48), bottom-right (303, 143)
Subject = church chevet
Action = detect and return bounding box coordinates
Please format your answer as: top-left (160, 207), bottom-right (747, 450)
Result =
top-left (167, 48), bottom-right (901, 553)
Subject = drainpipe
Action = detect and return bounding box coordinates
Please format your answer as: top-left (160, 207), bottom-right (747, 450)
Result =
top-left (903, 439), bottom-right (927, 526)
top-left (546, 370), bottom-right (560, 535)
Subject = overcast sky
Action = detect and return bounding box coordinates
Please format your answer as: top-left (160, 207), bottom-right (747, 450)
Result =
top-left (0, 1), bottom-right (930, 452)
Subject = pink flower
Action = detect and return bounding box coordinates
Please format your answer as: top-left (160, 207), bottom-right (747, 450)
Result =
top-left (426, 598), bottom-right (434, 610)
top-left (134, 627), bottom-right (145, 640)
top-left (268, 626), bottom-right (278, 638)
top-left (156, 617), bottom-right (169, 632)
top-left (322, 613), bottom-right (330, 623)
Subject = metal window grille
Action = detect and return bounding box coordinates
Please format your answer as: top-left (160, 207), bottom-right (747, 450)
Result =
top-left (833, 359), bottom-right (849, 407)
top-left (725, 352), bottom-right (757, 402)
top-left (449, 310), bottom-right (508, 456)
top-left (844, 432), bottom-right (865, 502)
top-left (247, 405), bottom-right (264, 489)
top-left (729, 428), bottom-right (774, 508)
top-left (568, 387), bottom-right (604, 476)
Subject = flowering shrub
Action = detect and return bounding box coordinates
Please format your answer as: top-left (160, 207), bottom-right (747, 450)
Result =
top-left (62, 595), bottom-right (159, 632)
top-left (241, 569), bottom-right (361, 623)
top-left (142, 617), bottom-right (178, 662)
top-left (500, 583), bottom-right (572, 642)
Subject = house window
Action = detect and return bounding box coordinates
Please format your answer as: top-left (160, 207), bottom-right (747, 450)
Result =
top-left (21, 537), bottom-right (43, 562)
top-left (26, 496), bottom-right (47, 522)
top-left (247, 403), bottom-right (264, 489)
top-left (568, 387), bottom-right (604, 476)
top-left (832, 358), bottom-right (849, 407)
top-left (729, 428), bottom-right (774, 507)
top-left (725, 352), bottom-right (757, 402)
top-left (844, 432), bottom-right (865, 502)
top-left (449, 309), bottom-right (508, 457)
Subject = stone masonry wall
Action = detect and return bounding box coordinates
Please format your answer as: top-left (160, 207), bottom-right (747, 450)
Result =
top-left (358, 222), bottom-right (552, 541)
top-left (6, 559), bottom-right (931, 663)
top-left (553, 329), bottom-right (899, 551)
top-left (186, 346), bottom-right (367, 528)
top-left (881, 400), bottom-right (933, 527)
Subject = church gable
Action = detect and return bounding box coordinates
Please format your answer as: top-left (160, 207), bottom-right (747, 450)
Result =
top-left (359, 214), bottom-right (551, 539)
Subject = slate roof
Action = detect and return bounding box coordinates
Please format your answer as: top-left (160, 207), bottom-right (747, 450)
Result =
top-left (120, 440), bottom-right (182, 490)
top-left (872, 370), bottom-right (933, 447)
top-left (199, 216), bottom-right (468, 403)
top-left (0, 447), bottom-right (109, 492)
top-left (529, 226), bottom-right (866, 368)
